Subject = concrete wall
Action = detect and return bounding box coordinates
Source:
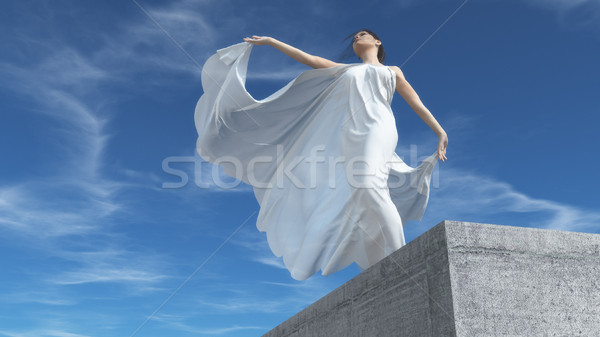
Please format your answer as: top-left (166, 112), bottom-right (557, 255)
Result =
top-left (263, 220), bottom-right (600, 337)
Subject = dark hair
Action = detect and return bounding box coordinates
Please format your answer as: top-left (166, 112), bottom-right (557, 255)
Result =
top-left (340, 29), bottom-right (386, 64)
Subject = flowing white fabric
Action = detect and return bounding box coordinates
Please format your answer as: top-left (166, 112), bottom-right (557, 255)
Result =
top-left (195, 42), bottom-right (438, 280)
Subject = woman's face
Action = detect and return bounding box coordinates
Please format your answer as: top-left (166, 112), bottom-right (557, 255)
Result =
top-left (352, 31), bottom-right (380, 54)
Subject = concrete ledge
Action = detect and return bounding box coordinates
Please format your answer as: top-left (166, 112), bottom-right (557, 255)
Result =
top-left (263, 220), bottom-right (600, 337)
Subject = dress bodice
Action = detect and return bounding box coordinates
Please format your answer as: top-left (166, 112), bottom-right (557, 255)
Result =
top-left (334, 64), bottom-right (396, 106)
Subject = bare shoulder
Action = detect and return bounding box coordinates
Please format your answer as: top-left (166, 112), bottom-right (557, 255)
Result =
top-left (388, 65), bottom-right (406, 81)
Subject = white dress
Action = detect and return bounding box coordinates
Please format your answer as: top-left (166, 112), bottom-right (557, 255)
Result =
top-left (195, 42), bottom-right (438, 280)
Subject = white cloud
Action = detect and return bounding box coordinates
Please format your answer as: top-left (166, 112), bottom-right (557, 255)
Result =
top-left (522, 0), bottom-right (600, 31)
top-left (194, 297), bottom-right (290, 314)
top-left (525, 0), bottom-right (593, 10)
top-left (0, 330), bottom-right (92, 337)
top-left (91, 0), bottom-right (240, 79)
top-left (0, 34), bottom-right (170, 300)
top-left (45, 247), bottom-right (170, 291)
top-left (51, 267), bottom-right (166, 286)
top-left (0, 291), bottom-right (77, 306)
top-left (253, 256), bottom-right (288, 270)
top-left (424, 167), bottom-right (600, 233)
top-left (184, 275), bottom-right (335, 317)
top-left (0, 41), bottom-right (120, 238)
top-left (150, 314), bottom-right (267, 335)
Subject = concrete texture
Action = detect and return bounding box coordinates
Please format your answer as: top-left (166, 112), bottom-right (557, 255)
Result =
top-left (262, 220), bottom-right (600, 337)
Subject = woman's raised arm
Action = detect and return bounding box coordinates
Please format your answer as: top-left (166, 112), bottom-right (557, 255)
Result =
top-left (243, 35), bottom-right (342, 69)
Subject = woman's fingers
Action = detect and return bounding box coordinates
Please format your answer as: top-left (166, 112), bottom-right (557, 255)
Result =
top-left (244, 36), bottom-right (260, 45)
top-left (243, 35), bottom-right (267, 45)
top-left (437, 144), bottom-right (447, 162)
top-left (437, 134), bottom-right (448, 162)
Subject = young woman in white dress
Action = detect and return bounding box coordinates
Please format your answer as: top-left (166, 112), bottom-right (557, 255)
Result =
top-left (196, 30), bottom-right (447, 279)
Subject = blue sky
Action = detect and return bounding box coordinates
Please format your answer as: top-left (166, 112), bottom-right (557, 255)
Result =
top-left (1, 0), bottom-right (599, 335)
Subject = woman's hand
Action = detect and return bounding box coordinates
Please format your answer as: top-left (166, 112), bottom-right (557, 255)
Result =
top-left (243, 35), bottom-right (272, 46)
top-left (437, 132), bottom-right (448, 162)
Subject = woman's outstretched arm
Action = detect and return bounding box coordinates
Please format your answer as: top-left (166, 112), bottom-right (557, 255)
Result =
top-left (243, 35), bottom-right (342, 69)
top-left (389, 66), bottom-right (448, 162)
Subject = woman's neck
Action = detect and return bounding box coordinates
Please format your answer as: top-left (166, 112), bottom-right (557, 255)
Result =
top-left (358, 51), bottom-right (381, 65)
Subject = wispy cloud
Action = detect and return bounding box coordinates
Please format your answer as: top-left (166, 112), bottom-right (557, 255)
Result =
top-left (0, 329), bottom-right (92, 337)
top-left (150, 314), bottom-right (267, 335)
top-left (252, 256), bottom-right (288, 270)
top-left (182, 275), bottom-right (336, 320)
top-left (0, 3), bottom-right (190, 313)
top-left (194, 297), bottom-right (291, 314)
top-left (0, 0), bottom-right (250, 237)
top-left (0, 291), bottom-right (77, 306)
top-left (0, 37), bottom-right (120, 238)
top-left (423, 167), bottom-right (600, 233)
top-left (51, 267), bottom-right (166, 286)
top-left (50, 263), bottom-right (167, 287)
top-left (522, 0), bottom-right (600, 32)
top-left (524, 0), bottom-right (594, 11)
top-left (41, 246), bottom-right (171, 294)
top-left (92, 0), bottom-right (242, 79)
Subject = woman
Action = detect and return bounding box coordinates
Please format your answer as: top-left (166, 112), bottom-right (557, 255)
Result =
top-left (195, 30), bottom-right (447, 280)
